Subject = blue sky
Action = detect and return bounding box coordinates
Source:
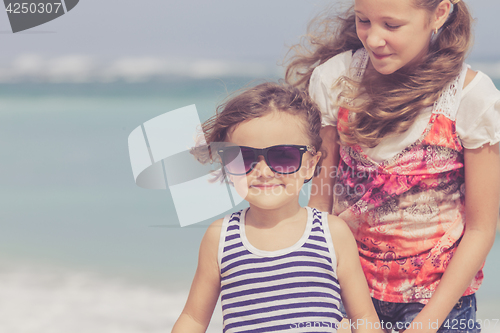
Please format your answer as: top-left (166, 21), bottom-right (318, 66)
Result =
top-left (0, 0), bottom-right (499, 80)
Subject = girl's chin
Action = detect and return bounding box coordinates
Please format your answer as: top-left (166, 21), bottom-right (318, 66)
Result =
top-left (368, 59), bottom-right (396, 76)
top-left (371, 63), bottom-right (398, 75)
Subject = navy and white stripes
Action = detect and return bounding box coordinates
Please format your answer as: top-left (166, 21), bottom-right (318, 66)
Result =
top-left (218, 207), bottom-right (342, 332)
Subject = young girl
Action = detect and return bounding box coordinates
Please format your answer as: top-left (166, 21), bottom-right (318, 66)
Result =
top-left (286, 0), bottom-right (500, 332)
top-left (172, 82), bottom-right (383, 333)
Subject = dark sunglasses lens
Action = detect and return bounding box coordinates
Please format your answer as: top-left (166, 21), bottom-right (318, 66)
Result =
top-left (240, 147), bottom-right (257, 173)
top-left (222, 146), bottom-right (255, 174)
top-left (222, 146), bottom-right (243, 174)
top-left (267, 146), bottom-right (301, 173)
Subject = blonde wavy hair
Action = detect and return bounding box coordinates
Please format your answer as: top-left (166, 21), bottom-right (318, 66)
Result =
top-left (285, 0), bottom-right (473, 148)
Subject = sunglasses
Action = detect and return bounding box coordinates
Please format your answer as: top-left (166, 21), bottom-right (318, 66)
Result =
top-left (218, 144), bottom-right (317, 175)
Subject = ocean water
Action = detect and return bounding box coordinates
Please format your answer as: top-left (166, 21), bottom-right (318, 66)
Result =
top-left (0, 79), bottom-right (499, 332)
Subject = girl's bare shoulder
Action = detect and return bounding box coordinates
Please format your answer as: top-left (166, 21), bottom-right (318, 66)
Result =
top-left (204, 218), bottom-right (224, 240)
top-left (326, 214), bottom-right (355, 245)
top-left (325, 214), bottom-right (359, 267)
top-left (198, 218), bottom-right (225, 255)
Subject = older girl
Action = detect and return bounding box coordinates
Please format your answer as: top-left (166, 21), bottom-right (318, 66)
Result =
top-left (286, 0), bottom-right (500, 332)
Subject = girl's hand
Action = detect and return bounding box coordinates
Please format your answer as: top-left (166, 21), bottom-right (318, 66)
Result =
top-left (171, 219), bottom-right (222, 333)
top-left (309, 126), bottom-right (340, 214)
top-left (329, 215), bottom-right (384, 333)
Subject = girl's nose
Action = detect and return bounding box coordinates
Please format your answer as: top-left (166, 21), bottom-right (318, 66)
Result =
top-left (366, 27), bottom-right (386, 49)
top-left (252, 156), bottom-right (274, 178)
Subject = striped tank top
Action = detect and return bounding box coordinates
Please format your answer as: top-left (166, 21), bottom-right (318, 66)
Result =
top-left (218, 207), bottom-right (342, 333)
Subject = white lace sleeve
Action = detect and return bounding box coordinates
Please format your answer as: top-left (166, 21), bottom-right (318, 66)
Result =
top-left (456, 72), bottom-right (500, 149)
top-left (308, 51), bottom-right (353, 127)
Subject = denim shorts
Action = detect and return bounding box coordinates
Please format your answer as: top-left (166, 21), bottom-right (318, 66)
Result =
top-left (339, 294), bottom-right (480, 333)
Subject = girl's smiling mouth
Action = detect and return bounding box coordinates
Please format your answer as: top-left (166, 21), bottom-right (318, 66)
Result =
top-left (372, 52), bottom-right (392, 60)
top-left (250, 183), bottom-right (284, 188)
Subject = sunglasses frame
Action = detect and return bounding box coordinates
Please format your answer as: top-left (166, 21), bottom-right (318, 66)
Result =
top-left (217, 144), bottom-right (317, 176)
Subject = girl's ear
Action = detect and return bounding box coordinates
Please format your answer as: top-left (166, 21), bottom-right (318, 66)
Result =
top-left (433, 0), bottom-right (452, 30)
top-left (305, 151), bottom-right (322, 180)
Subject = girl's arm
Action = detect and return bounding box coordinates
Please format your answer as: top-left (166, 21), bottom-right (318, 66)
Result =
top-left (329, 215), bottom-right (383, 333)
top-left (309, 125), bottom-right (340, 213)
top-left (171, 219), bottom-right (223, 333)
top-left (406, 143), bottom-right (500, 333)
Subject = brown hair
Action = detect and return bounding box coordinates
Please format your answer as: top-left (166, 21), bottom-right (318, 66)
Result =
top-left (192, 81), bottom-right (323, 179)
top-left (285, 1), bottom-right (473, 147)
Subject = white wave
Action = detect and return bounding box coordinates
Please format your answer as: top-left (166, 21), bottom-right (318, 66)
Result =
top-left (2, 54), bottom-right (497, 83)
top-left (45, 55), bottom-right (96, 83)
top-left (1, 54), bottom-right (96, 83)
top-left (0, 54), bottom-right (283, 83)
top-left (0, 264), bottom-right (222, 333)
top-left (0, 264), bottom-right (498, 333)
top-left (0, 54), bottom-right (499, 83)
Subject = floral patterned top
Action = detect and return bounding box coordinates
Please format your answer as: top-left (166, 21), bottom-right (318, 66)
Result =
top-left (310, 48), bottom-right (500, 304)
top-left (335, 105), bottom-right (477, 303)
